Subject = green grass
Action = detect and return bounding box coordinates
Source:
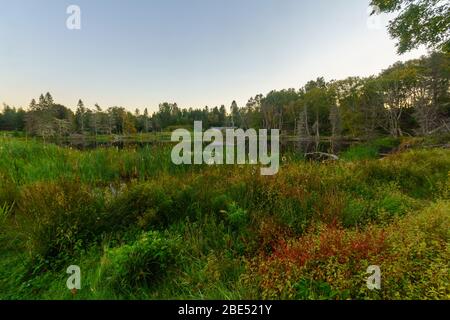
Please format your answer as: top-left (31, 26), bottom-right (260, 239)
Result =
top-left (0, 137), bottom-right (195, 186)
top-left (340, 137), bottom-right (401, 161)
top-left (0, 137), bottom-right (449, 300)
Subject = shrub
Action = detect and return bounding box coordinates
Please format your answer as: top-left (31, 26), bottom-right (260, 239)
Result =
top-left (242, 201), bottom-right (450, 300)
top-left (106, 179), bottom-right (178, 231)
top-left (437, 171), bottom-right (450, 200)
top-left (224, 202), bottom-right (248, 230)
top-left (342, 197), bottom-right (369, 227)
top-left (342, 183), bottom-right (418, 227)
top-left (293, 279), bottom-right (350, 300)
top-left (99, 231), bottom-right (181, 291)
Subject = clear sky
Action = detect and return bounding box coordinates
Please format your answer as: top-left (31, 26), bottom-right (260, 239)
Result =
top-left (0, 0), bottom-right (427, 112)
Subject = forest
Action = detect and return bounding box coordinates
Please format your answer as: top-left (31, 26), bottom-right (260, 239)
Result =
top-left (1, 52), bottom-right (449, 139)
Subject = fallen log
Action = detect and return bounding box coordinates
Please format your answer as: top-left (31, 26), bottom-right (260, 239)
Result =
top-left (305, 152), bottom-right (339, 161)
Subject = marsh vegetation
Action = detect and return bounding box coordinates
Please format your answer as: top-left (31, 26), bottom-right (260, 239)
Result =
top-left (0, 135), bottom-right (449, 299)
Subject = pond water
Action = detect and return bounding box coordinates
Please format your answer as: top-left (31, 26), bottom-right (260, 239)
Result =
top-left (282, 139), bottom-right (354, 155)
top-left (56, 137), bottom-right (357, 157)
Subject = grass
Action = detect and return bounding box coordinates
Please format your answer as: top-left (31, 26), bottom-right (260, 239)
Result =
top-left (0, 138), bottom-right (194, 186)
top-left (0, 136), bottom-right (449, 300)
top-left (340, 137), bottom-right (401, 161)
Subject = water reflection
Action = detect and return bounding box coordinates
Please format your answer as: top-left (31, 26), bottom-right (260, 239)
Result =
top-left (282, 138), bottom-right (352, 155)
top-left (56, 137), bottom-right (354, 156)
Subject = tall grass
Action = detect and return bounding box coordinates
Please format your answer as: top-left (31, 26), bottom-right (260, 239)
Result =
top-left (0, 138), bottom-right (194, 186)
top-left (0, 137), bottom-right (449, 299)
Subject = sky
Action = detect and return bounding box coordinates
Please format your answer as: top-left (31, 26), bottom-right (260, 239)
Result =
top-left (0, 0), bottom-right (428, 113)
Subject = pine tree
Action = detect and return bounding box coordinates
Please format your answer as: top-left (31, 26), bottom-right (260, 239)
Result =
top-left (44, 92), bottom-right (54, 107)
top-left (29, 99), bottom-right (37, 111)
top-left (76, 99), bottom-right (86, 133)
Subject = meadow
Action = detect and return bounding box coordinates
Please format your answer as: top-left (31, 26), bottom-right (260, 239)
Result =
top-left (0, 136), bottom-right (449, 300)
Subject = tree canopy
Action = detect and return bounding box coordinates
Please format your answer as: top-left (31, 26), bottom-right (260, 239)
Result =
top-left (370, 0), bottom-right (450, 53)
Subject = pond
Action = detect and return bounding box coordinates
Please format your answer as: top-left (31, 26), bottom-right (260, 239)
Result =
top-left (55, 136), bottom-right (357, 157)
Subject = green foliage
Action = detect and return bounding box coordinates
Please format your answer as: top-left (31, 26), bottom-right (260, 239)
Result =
top-left (16, 181), bottom-right (107, 266)
top-left (99, 231), bottom-right (181, 292)
top-left (342, 197), bottom-right (371, 227)
top-left (224, 202), bottom-right (249, 230)
top-left (0, 202), bottom-right (13, 225)
top-left (0, 139), bottom-right (449, 299)
top-left (372, 137), bottom-right (401, 150)
top-left (341, 144), bottom-right (379, 161)
top-left (0, 173), bottom-right (18, 208)
top-left (341, 138), bottom-right (400, 161)
top-left (244, 201), bottom-right (450, 300)
top-left (0, 138), bottom-right (188, 185)
top-left (370, 0), bottom-right (450, 53)
top-left (342, 183), bottom-right (418, 227)
top-left (107, 181), bottom-right (176, 230)
top-left (294, 279), bottom-right (350, 300)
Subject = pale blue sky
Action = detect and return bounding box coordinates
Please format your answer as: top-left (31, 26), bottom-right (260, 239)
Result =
top-left (0, 0), bottom-right (427, 112)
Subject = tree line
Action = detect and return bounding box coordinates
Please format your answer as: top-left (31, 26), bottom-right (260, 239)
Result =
top-left (1, 52), bottom-right (449, 139)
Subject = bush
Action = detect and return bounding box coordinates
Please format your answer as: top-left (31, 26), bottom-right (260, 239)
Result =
top-left (108, 181), bottom-right (175, 230)
top-left (99, 231), bottom-right (181, 291)
top-left (225, 202), bottom-right (248, 230)
top-left (342, 197), bottom-right (369, 227)
top-left (293, 279), bottom-right (350, 300)
top-left (342, 183), bottom-right (418, 227)
top-left (242, 201), bottom-right (450, 300)
top-left (106, 178), bottom-right (200, 231)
